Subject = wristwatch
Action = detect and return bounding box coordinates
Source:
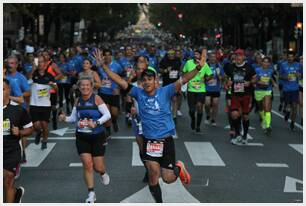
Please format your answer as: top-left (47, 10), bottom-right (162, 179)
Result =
top-left (196, 65), bottom-right (202, 71)
top-left (96, 120), bottom-right (102, 126)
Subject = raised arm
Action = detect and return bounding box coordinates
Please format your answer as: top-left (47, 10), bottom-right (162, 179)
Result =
top-left (93, 49), bottom-right (129, 90)
top-left (175, 48), bottom-right (207, 91)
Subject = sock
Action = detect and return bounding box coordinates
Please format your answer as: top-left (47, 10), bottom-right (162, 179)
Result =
top-left (88, 188), bottom-right (94, 192)
top-left (265, 112), bottom-right (271, 128)
top-left (228, 113), bottom-right (233, 130)
top-left (233, 118), bottom-right (240, 137)
top-left (173, 165), bottom-right (181, 178)
top-left (149, 184), bottom-right (163, 203)
top-left (243, 119), bottom-right (250, 137)
top-left (196, 112), bottom-right (203, 128)
top-left (238, 116), bottom-right (242, 133)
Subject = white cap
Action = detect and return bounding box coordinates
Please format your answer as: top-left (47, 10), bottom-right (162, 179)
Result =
top-left (25, 45), bottom-right (34, 54)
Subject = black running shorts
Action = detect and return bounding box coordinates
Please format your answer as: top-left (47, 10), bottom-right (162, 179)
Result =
top-left (4, 145), bottom-right (21, 173)
top-left (143, 136), bottom-right (176, 170)
top-left (99, 93), bottom-right (120, 108)
top-left (30, 106), bottom-right (51, 122)
top-left (75, 132), bottom-right (106, 156)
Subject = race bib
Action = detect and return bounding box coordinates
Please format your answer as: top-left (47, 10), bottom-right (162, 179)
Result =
top-left (102, 79), bottom-right (112, 88)
top-left (126, 68), bottom-right (133, 78)
top-left (37, 88), bottom-right (48, 98)
top-left (260, 76), bottom-right (270, 85)
top-left (191, 81), bottom-right (201, 90)
top-left (233, 82), bottom-right (245, 93)
top-left (169, 70), bottom-right (178, 79)
top-left (288, 73), bottom-right (297, 82)
top-left (146, 141), bottom-right (164, 157)
top-left (208, 79), bottom-right (217, 86)
top-left (60, 75), bottom-right (68, 83)
top-left (77, 119), bottom-right (92, 133)
top-left (3, 118), bottom-right (11, 135)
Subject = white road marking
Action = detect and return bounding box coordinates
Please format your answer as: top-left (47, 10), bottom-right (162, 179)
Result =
top-left (271, 110), bottom-right (303, 130)
top-left (224, 125), bottom-right (255, 130)
top-left (22, 143), bottom-right (56, 167)
top-left (120, 178), bottom-right (200, 203)
top-left (236, 143), bottom-right (264, 147)
top-left (69, 163), bottom-right (82, 167)
top-left (185, 142), bottom-right (225, 166)
top-left (289, 144), bottom-right (303, 155)
top-left (50, 127), bottom-right (69, 136)
top-left (256, 163), bottom-right (289, 168)
top-left (132, 142), bottom-right (143, 166)
top-left (284, 176), bottom-right (303, 193)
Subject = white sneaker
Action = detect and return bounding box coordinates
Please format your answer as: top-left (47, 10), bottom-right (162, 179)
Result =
top-left (230, 138), bottom-right (237, 145)
top-left (235, 135), bottom-right (242, 143)
top-left (204, 120), bottom-right (210, 125)
top-left (85, 191), bottom-right (96, 203)
top-left (177, 110), bottom-right (183, 116)
top-left (100, 172), bottom-right (110, 185)
top-left (242, 139), bottom-right (248, 145)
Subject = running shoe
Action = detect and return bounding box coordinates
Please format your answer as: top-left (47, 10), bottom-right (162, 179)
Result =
top-left (211, 119), bottom-right (217, 127)
top-left (41, 141), bottom-right (47, 150)
top-left (85, 191), bottom-right (96, 203)
top-left (177, 110), bottom-right (183, 116)
top-left (284, 111), bottom-right (290, 122)
top-left (230, 138), bottom-right (237, 145)
top-left (100, 172), bottom-right (110, 185)
top-left (175, 161), bottom-right (191, 185)
top-left (14, 186), bottom-right (25, 203)
top-left (242, 139), bottom-right (248, 145)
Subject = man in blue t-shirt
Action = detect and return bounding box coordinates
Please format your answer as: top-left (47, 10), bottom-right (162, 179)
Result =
top-left (93, 48), bottom-right (208, 203)
top-left (97, 49), bottom-right (123, 136)
top-left (279, 51), bottom-right (301, 130)
top-left (205, 52), bottom-right (225, 126)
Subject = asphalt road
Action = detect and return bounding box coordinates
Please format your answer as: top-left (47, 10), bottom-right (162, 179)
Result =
top-left (16, 91), bottom-right (303, 203)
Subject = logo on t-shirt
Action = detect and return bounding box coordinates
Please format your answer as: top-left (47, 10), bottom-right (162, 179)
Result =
top-left (144, 96), bottom-right (160, 114)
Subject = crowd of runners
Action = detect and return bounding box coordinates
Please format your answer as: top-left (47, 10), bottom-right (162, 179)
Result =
top-left (3, 41), bottom-right (303, 203)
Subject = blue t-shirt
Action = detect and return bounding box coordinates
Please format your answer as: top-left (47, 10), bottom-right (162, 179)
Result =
top-left (255, 67), bottom-right (273, 91)
top-left (280, 61), bottom-right (301, 92)
top-left (148, 55), bottom-right (159, 73)
top-left (252, 63), bottom-right (261, 70)
top-left (58, 62), bottom-right (74, 84)
top-left (23, 62), bottom-right (33, 76)
top-left (206, 63), bottom-right (224, 92)
top-left (277, 60), bottom-right (286, 85)
top-left (129, 83), bottom-right (176, 139)
top-left (98, 61), bottom-right (123, 95)
top-left (73, 54), bottom-right (84, 73)
top-left (6, 72), bottom-right (30, 108)
top-left (8, 78), bottom-right (23, 97)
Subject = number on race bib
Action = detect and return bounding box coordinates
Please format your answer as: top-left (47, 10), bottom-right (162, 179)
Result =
top-left (146, 141), bottom-right (164, 157)
top-left (169, 70), bottom-right (178, 79)
top-left (233, 82), bottom-right (244, 93)
top-left (37, 88), bottom-right (48, 97)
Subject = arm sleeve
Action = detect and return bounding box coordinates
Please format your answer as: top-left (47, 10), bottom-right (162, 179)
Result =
top-left (65, 107), bottom-right (78, 123)
top-left (96, 104), bottom-right (111, 125)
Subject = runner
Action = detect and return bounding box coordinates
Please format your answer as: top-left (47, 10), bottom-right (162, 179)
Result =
top-left (43, 50), bottom-right (63, 130)
top-left (183, 49), bottom-right (213, 132)
top-left (30, 56), bottom-right (58, 149)
top-left (279, 51), bottom-right (302, 130)
top-left (3, 79), bottom-right (33, 203)
top-left (59, 76), bottom-right (111, 203)
top-left (254, 57), bottom-right (277, 135)
top-left (204, 51), bottom-right (224, 126)
top-left (93, 48), bottom-right (207, 203)
top-left (97, 49), bottom-right (124, 136)
top-left (224, 49), bottom-right (257, 144)
top-left (159, 49), bottom-right (182, 124)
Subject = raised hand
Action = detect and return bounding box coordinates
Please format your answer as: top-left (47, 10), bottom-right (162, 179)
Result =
top-left (93, 49), bottom-right (104, 67)
top-left (199, 48), bottom-right (207, 67)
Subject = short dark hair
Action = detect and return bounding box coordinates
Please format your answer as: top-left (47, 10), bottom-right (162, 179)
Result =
top-left (103, 49), bottom-right (112, 55)
top-left (3, 78), bottom-right (10, 86)
top-left (83, 58), bottom-right (92, 65)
